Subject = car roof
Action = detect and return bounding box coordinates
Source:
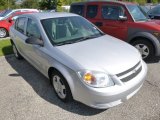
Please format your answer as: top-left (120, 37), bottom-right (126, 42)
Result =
top-left (71, 0), bottom-right (136, 5)
top-left (12, 9), bottom-right (38, 11)
top-left (20, 12), bottom-right (79, 20)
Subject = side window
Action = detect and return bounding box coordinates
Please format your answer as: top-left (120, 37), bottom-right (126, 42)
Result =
top-left (70, 5), bottom-right (84, 16)
top-left (15, 17), bottom-right (26, 34)
top-left (26, 18), bottom-right (41, 39)
top-left (102, 5), bottom-right (125, 20)
top-left (86, 5), bottom-right (98, 18)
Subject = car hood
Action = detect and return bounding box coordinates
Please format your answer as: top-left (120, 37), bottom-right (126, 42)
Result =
top-left (56, 35), bottom-right (141, 75)
top-left (146, 19), bottom-right (160, 25)
top-left (135, 19), bottom-right (160, 30)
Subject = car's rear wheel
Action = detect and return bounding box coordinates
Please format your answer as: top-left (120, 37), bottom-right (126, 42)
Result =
top-left (51, 70), bottom-right (72, 102)
top-left (132, 39), bottom-right (154, 61)
top-left (12, 43), bottom-right (23, 60)
top-left (0, 28), bottom-right (8, 38)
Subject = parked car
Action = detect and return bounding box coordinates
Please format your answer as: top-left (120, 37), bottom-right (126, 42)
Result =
top-left (148, 4), bottom-right (160, 19)
top-left (140, 5), bottom-right (149, 13)
top-left (0, 9), bottom-right (12, 19)
top-left (0, 9), bottom-right (39, 20)
top-left (70, 1), bottom-right (160, 61)
top-left (10, 12), bottom-right (147, 109)
top-left (0, 11), bottom-right (36, 38)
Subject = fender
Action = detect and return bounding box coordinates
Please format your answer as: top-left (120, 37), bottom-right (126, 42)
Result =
top-left (48, 62), bottom-right (78, 99)
top-left (127, 32), bottom-right (160, 56)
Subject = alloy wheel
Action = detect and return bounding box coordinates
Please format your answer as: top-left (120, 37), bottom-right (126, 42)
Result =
top-left (52, 75), bottom-right (66, 99)
top-left (0, 28), bottom-right (7, 38)
top-left (135, 44), bottom-right (149, 59)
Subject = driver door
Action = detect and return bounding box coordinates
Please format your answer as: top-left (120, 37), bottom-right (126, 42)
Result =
top-left (24, 18), bottom-right (47, 73)
top-left (100, 4), bottom-right (128, 40)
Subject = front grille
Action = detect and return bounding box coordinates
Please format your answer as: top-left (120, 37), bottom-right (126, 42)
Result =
top-left (116, 61), bottom-right (142, 82)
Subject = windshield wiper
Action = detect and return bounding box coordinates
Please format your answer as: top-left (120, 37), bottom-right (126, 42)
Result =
top-left (55, 34), bottom-right (103, 46)
top-left (55, 41), bottom-right (76, 46)
top-left (78, 34), bottom-right (103, 41)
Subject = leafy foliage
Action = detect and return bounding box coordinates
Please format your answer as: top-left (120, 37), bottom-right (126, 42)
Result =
top-left (39, 0), bottom-right (62, 10)
top-left (0, 0), bottom-right (159, 11)
top-left (20, 0), bottom-right (39, 9)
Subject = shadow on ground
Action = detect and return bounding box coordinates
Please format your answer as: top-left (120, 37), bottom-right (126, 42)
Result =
top-left (0, 44), bottom-right (13, 55)
top-left (4, 55), bottom-right (105, 116)
top-left (146, 56), bottom-right (160, 64)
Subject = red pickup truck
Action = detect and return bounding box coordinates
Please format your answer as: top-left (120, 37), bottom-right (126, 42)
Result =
top-left (70, 1), bottom-right (160, 61)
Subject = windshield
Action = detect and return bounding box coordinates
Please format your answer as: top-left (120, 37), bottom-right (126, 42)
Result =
top-left (41, 16), bottom-right (103, 46)
top-left (126, 5), bottom-right (148, 21)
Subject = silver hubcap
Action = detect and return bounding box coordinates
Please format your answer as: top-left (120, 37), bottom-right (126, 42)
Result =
top-left (13, 45), bottom-right (18, 58)
top-left (0, 28), bottom-right (6, 38)
top-left (135, 44), bottom-right (149, 59)
top-left (52, 75), bottom-right (66, 99)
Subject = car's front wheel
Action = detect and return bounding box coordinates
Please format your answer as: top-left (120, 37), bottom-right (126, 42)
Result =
top-left (51, 70), bottom-right (73, 102)
top-left (132, 39), bottom-right (154, 61)
top-left (0, 28), bottom-right (8, 38)
top-left (12, 43), bottom-right (23, 60)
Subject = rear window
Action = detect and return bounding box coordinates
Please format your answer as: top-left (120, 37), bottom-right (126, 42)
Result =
top-left (70, 5), bottom-right (84, 16)
top-left (86, 5), bottom-right (98, 18)
top-left (15, 17), bottom-right (26, 34)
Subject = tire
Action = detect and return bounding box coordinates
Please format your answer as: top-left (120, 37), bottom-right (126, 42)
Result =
top-left (51, 70), bottom-right (73, 102)
top-left (132, 39), bottom-right (155, 61)
top-left (0, 28), bottom-right (8, 38)
top-left (12, 43), bottom-right (23, 60)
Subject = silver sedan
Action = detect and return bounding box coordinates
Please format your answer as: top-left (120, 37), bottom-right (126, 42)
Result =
top-left (9, 13), bottom-right (147, 109)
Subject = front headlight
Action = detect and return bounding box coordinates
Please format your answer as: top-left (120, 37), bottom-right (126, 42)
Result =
top-left (77, 70), bottom-right (114, 88)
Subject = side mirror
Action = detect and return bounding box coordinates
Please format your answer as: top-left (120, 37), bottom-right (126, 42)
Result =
top-left (119, 16), bottom-right (127, 21)
top-left (25, 37), bottom-right (44, 46)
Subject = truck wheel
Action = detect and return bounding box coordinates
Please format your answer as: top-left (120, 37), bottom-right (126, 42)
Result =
top-left (132, 39), bottom-right (154, 61)
top-left (0, 28), bottom-right (8, 38)
top-left (51, 70), bottom-right (73, 102)
top-left (12, 43), bottom-right (23, 60)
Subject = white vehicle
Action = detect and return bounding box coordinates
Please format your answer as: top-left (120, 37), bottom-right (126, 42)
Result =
top-left (10, 12), bottom-right (147, 109)
top-left (0, 9), bottom-right (39, 20)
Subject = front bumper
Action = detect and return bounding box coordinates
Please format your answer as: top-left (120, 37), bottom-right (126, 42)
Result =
top-left (73, 60), bottom-right (147, 109)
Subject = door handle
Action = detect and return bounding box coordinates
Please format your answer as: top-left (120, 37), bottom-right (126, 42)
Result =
top-left (95, 22), bottom-right (103, 27)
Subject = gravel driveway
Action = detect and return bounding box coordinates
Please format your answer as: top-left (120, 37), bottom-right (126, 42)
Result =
top-left (0, 55), bottom-right (160, 120)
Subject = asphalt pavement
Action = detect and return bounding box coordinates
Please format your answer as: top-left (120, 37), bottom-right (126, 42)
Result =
top-left (0, 55), bottom-right (160, 120)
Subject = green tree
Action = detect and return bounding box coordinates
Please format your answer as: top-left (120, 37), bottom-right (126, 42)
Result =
top-left (0, 0), bottom-right (7, 10)
top-left (0, 0), bottom-right (18, 10)
top-left (39, 0), bottom-right (62, 10)
top-left (21, 0), bottom-right (39, 9)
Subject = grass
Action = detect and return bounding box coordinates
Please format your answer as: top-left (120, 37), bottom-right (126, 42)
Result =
top-left (0, 39), bottom-right (13, 56)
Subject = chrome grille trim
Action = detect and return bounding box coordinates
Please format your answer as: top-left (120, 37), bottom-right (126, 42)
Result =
top-left (116, 61), bottom-right (141, 77)
top-left (120, 66), bottom-right (142, 82)
top-left (116, 61), bottom-right (142, 82)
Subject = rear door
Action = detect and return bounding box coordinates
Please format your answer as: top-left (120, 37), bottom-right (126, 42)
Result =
top-left (85, 4), bottom-right (101, 27)
top-left (99, 4), bottom-right (128, 40)
top-left (13, 17), bottom-right (28, 56)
